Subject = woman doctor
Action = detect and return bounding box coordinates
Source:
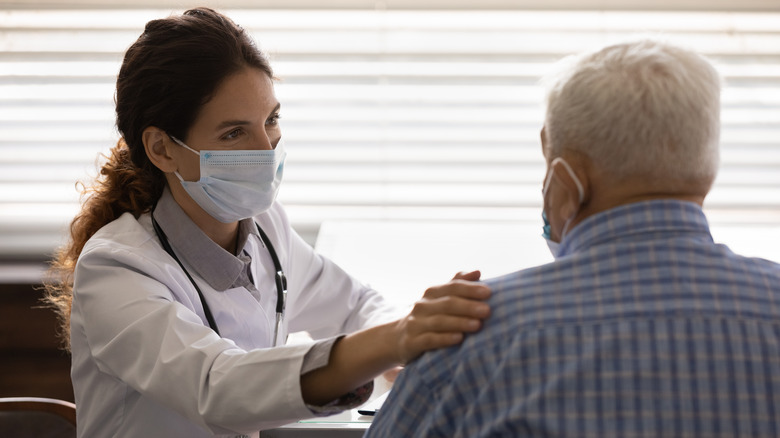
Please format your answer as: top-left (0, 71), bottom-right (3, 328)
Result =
top-left (43, 7), bottom-right (490, 438)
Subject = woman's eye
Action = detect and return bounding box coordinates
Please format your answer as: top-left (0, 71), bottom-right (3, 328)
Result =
top-left (267, 113), bottom-right (281, 126)
top-left (224, 128), bottom-right (243, 140)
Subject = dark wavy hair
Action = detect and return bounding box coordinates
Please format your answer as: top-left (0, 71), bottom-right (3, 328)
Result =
top-left (44, 7), bottom-right (274, 349)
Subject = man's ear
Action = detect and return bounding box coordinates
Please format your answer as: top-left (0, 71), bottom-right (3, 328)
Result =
top-left (143, 126), bottom-right (177, 173)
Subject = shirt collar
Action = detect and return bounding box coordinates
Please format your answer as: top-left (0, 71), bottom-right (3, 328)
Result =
top-left (152, 187), bottom-right (260, 291)
top-left (558, 199), bottom-right (713, 257)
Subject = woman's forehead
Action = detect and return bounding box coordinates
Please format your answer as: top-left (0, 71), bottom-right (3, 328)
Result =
top-left (194, 68), bottom-right (278, 130)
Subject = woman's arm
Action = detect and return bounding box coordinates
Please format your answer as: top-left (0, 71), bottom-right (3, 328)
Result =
top-left (300, 271), bottom-right (490, 405)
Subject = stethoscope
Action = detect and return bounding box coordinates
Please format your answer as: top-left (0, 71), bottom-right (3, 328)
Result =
top-left (151, 215), bottom-right (288, 347)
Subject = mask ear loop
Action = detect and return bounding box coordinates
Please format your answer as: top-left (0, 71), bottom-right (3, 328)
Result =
top-left (168, 134), bottom-right (202, 183)
top-left (542, 167), bottom-right (555, 198)
top-left (550, 157), bottom-right (584, 204)
top-left (546, 157), bottom-right (585, 240)
top-left (169, 135), bottom-right (201, 156)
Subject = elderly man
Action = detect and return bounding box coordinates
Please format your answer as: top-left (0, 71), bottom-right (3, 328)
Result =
top-left (365, 39), bottom-right (780, 437)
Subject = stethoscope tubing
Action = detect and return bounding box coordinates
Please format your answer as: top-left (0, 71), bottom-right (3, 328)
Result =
top-left (152, 214), bottom-right (287, 346)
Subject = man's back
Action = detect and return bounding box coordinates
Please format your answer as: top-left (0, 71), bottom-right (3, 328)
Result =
top-left (367, 200), bottom-right (780, 437)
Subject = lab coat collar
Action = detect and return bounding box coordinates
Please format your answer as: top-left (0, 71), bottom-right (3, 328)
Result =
top-left (152, 187), bottom-right (260, 291)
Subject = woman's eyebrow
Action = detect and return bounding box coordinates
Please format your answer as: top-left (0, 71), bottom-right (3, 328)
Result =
top-left (214, 103), bottom-right (280, 131)
top-left (215, 119), bottom-right (250, 130)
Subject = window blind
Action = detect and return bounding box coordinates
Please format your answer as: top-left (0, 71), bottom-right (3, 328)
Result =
top-left (1, 5), bottom-right (779, 265)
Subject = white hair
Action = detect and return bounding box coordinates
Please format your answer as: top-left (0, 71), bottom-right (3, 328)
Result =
top-left (543, 39), bottom-right (721, 184)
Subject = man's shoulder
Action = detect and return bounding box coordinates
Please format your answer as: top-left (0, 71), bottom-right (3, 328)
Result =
top-left (403, 267), bottom-right (556, 377)
top-left (480, 262), bottom-right (572, 321)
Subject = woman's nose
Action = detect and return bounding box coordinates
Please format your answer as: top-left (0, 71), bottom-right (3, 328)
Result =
top-left (251, 131), bottom-right (275, 150)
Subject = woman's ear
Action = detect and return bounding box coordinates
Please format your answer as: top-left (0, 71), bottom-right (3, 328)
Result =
top-left (142, 126), bottom-right (177, 173)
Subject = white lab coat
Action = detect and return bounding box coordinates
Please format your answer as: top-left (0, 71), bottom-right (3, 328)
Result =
top-left (69, 202), bottom-right (398, 438)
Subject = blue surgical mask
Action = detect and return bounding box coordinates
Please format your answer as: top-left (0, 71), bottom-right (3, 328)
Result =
top-left (541, 210), bottom-right (560, 257)
top-left (171, 136), bottom-right (286, 223)
top-left (541, 157), bottom-right (584, 258)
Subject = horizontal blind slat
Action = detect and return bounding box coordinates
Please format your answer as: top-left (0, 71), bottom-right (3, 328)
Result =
top-left (0, 8), bottom-right (778, 260)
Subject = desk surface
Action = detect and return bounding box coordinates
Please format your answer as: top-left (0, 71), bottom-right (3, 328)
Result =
top-left (261, 381), bottom-right (391, 437)
top-left (260, 407), bottom-right (372, 437)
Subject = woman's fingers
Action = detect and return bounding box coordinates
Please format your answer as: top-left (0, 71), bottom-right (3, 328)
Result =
top-left (394, 281), bottom-right (492, 364)
top-left (406, 312), bottom-right (485, 335)
top-left (396, 322), bottom-right (474, 364)
top-left (422, 278), bottom-right (491, 301)
top-left (411, 295), bottom-right (490, 321)
top-left (451, 270), bottom-right (482, 282)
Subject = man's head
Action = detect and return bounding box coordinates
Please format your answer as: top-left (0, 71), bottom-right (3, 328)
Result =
top-left (540, 39), bottom-right (721, 242)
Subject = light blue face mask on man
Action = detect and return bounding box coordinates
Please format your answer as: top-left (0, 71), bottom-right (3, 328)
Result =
top-left (171, 136), bottom-right (286, 223)
top-left (541, 157), bottom-right (584, 258)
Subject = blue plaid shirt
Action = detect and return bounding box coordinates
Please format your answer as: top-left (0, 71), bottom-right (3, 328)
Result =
top-left (366, 200), bottom-right (780, 438)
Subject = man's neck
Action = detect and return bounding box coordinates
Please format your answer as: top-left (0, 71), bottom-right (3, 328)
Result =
top-left (571, 174), bottom-right (709, 235)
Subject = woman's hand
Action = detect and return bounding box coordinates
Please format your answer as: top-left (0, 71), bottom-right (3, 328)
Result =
top-left (392, 269), bottom-right (491, 365)
top-left (300, 270), bottom-right (491, 406)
